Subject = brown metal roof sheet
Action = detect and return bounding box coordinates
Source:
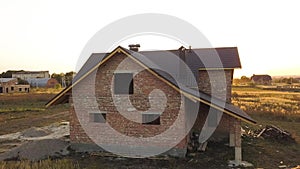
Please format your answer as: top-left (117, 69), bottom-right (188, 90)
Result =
top-left (46, 46), bottom-right (255, 124)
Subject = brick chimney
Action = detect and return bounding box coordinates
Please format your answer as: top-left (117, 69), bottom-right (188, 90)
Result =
top-left (129, 44), bottom-right (140, 52)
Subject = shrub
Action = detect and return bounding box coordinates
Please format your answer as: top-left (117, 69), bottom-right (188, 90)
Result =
top-left (55, 84), bottom-right (62, 89)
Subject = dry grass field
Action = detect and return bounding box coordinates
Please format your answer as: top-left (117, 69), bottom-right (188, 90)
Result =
top-left (231, 86), bottom-right (300, 168)
top-left (232, 87), bottom-right (300, 115)
top-left (0, 92), bottom-right (69, 135)
top-left (0, 87), bottom-right (299, 168)
top-left (232, 86), bottom-right (300, 142)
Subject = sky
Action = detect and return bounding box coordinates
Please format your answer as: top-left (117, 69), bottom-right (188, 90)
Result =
top-left (0, 0), bottom-right (299, 78)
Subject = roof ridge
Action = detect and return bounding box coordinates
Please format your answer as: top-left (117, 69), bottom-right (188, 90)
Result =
top-left (45, 46), bottom-right (255, 124)
top-left (90, 46), bottom-right (238, 54)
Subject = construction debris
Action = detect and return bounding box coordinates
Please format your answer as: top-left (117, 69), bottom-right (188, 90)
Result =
top-left (256, 125), bottom-right (296, 143)
top-left (278, 165), bottom-right (287, 168)
top-left (228, 160), bottom-right (254, 168)
top-left (187, 131), bottom-right (208, 152)
top-left (291, 165), bottom-right (300, 169)
top-left (242, 124), bottom-right (296, 144)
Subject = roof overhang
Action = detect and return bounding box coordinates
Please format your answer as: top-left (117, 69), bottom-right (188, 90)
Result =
top-left (46, 46), bottom-right (256, 125)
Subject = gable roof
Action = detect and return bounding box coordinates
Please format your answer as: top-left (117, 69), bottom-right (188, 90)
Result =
top-left (46, 46), bottom-right (255, 124)
top-left (72, 53), bottom-right (107, 82)
top-left (12, 71), bottom-right (49, 74)
top-left (27, 78), bottom-right (53, 87)
top-left (0, 78), bottom-right (17, 83)
top-left (251, 74), bottom-right (272, 81)
top-left (73, 47), bottom-right (241, 83)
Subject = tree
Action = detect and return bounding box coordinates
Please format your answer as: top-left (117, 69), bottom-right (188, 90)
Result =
top-left (51, 73), bottom-right (65, 85)
top-left (65, 71), bottom-right (76, 86)
top-left (0, 70), bottom-right (25, 78)
top-left (51, 71), bottom-right (76, 87)
top-left (240, 76), bottom-right (251, 83)
top-left (55, 83), bottom-right (62, 89)
top-left (17, 78), bottom-right (29, 85)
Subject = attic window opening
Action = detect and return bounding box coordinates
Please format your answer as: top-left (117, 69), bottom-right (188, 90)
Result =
top-left (142, 113), bottom-right (161, 125)
top-left (114, 73), bottom-right (133, 95)
top-left (89, 112), bottom-right (106, 123)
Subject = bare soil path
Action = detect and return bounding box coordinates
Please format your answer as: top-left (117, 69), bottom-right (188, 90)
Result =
top-left (0, 93), bottom-right (69, 135)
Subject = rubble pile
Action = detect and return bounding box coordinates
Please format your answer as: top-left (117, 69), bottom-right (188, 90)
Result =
top-left (257, 125), bottom-right (296, 143)
top-left (242, 124), bottom-right (296, 144)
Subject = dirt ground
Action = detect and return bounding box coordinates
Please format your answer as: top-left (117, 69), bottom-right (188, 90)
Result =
top-left (0, 92), bottom-right (300, 168)
top-left (67, 141), bottom-right (236, 169)
top-left (0, 93), bottom-right (69, 135)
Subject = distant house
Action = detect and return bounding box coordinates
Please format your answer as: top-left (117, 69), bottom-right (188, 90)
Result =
top-left (251, 74), bottom-right (272, 85)
top-left (27, 78), bottom-right (59, 88)
top-left (0, 78), bottom-right (30, 93)
top-left (12, 71), bottom-right (50, 80)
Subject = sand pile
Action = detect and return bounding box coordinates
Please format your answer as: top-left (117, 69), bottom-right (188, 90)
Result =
top-left (0, 122), bottom-right (70, 161)
top-left (0, 139), bottom-right (69, 161)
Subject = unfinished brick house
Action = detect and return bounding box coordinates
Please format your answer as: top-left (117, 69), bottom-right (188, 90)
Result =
top-left (251, 74), bottom-right (272, 85)
top-left (0, 78), bottom-right (30, 94)
top-left (47, 45), bottom-right (255, 163)
top-left (12, 70), bottom-right (50, 80)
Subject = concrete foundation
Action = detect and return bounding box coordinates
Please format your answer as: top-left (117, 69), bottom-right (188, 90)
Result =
top-left (235, 147), bottom-right (242, 163)
top-left (70, 143), bottom-right (187, 158)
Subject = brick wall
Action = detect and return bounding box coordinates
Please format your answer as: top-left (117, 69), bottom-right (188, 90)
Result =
top-left (191, 102), bottom-right (234, 140)
top-left (194, 69), bottom-right (236, 141)
top-left (70, 52), bottom-right (187, 150)
top-left (69, 52), bottom-right (237, 155)
top-left (198, 69), bottom-right (233, 102)
top-left (46, 78), bottom-right (59, 88)
top-left (0, 79), bottom-right (30, 93)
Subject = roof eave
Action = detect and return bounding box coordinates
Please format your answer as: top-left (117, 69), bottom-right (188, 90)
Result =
top-left (46, 46), bottom-right (256, 125)
top-left (45, 46), bottom-right (124, 108)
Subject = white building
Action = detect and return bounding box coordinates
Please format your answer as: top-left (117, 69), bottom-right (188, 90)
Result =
top-left (12, 71), bottom-right (50, 80)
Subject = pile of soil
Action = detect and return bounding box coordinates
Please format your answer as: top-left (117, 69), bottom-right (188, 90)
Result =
top-left (0, 139), bottom-right (69, 161)
top-left (21, 127), bottom-right (49, 138)
top-left (0, 122), bottom-right (70, 161)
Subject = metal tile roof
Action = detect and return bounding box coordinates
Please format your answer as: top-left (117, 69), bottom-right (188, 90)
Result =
top-left (122, 47), bottom-right (255, 123)
top-left (46, 46), bottom-right (255, 124)
top-left (73, 47), bottom-right (241, 87)
top-left (27, 78), bottom-right (51, 87)
top-left (251, 74), bottom-right (272, 81)
top-left (73, 53), bottom-right (107, 82)
top-left (119, 47), bottom-right (241, 86)
top-left (0, 78), bottom-right (17, 83)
